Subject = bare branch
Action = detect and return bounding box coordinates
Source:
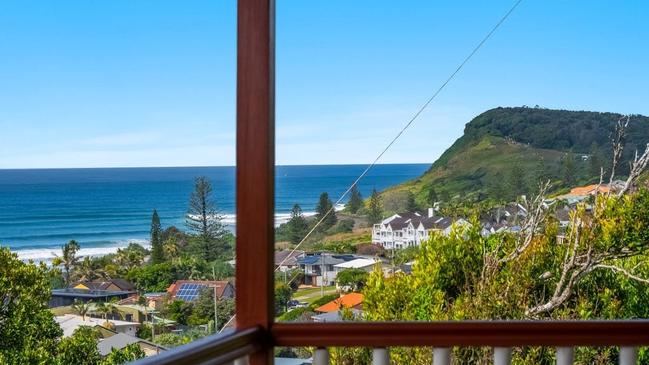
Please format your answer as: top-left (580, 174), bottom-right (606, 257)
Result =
top-left (596, 264), bottom-right (649, 285)
top-left (608, 115), bottom-right (630, 187)
top-left (500, 180), bottom-right (550, 264)
top-left (617, 143), bottom-right (649, 196)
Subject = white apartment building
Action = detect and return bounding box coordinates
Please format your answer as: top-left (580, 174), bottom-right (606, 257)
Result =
top-left (372, 208), bottom-right (467, 249)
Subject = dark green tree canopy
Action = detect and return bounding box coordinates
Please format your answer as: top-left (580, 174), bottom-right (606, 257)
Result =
top-left (367, 189), bottom-right (383, 224)
top-left (150, 209), bottom-right (164, 264)
top-left (287, 204), bottom-right (308, 245)
top-left (316, 192), bottom-right (337, 229)
top-left (347, 185), bottom-right (363, 214)
top-left (186, 176), bottom-right (229, 261)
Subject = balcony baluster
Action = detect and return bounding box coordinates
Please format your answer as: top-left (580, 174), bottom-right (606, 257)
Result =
top-left (433, 347), bottom-right (451, 365)
top-left (372, 348), bottom-right (389, 365)
top-left (556, 347), bottom-right (574, 365)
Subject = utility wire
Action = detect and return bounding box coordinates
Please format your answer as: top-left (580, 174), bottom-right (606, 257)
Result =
top-left (222, 0), bottom-right (525, 330)
top-left (275, 0), bottom-right (524, 272)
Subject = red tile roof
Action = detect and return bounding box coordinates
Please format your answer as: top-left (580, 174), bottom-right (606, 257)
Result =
top-left (315, 293), bottom-right (364, 313)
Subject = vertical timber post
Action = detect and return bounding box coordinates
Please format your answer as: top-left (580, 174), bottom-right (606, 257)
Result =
top-left (236, 0), bottom-right (275, 364)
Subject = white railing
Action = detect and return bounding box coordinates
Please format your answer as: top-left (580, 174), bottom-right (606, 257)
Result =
top-left (311, 346), bottom-right (639, 365)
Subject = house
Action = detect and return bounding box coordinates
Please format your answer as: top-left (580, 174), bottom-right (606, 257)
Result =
top-left (55, 313), bottom-right (140, 337)
top-left (311, 308), bottom-right (363, 323)
top-left (50, 281), bottom-right (137, 308)
top-left (97, 333), bottom-right (165, 357)
top-left (314, 293), bottom-right (364, 313)
top-left (118, 293), bottom-right (167, 312)
top-left (275, 249), bottom-right (305, 271)
top-left (297, 253), bottom-right (357, 286)
top-left (72, 279), bottom-right (136, 292)
top-left (333, 258), bottom-right (378, 273)
top-left (167, 280), bottom-right (235, 302)
top-left (553, 183), bottom-right (620, 204)
top-left (479, 203), bottom-right (528, 236)
top-left (372, 208), bottom-right (470, 249)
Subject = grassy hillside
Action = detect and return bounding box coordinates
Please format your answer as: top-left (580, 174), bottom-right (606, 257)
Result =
top-left (384, 107), bottom-right (649, 205)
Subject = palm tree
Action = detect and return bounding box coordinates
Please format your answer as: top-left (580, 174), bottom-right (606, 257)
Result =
top-left (95, 298), bottom-right (123, 327)
top-left (116, 247), bottom-right (144, 272)
top-left (74, 256), bottom-right (109, 282)
top-left (162, 237), bottom-right (180, 262)
top-left (52, 240), bottom-right (80, 286)
top-left (71, 299), bottom-right (91, 321)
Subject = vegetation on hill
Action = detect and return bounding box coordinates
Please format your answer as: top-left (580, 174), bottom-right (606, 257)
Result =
top-left (385, 107), bottom-right (649, 206)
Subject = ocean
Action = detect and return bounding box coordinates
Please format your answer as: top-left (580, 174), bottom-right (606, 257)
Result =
top-left (0, 164), bottom-right (428, 261)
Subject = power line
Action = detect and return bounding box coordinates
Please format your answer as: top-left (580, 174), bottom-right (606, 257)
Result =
top-left (275, 0), bottom-right (524, 272)
top-left (221, 0), bottom-right (525, 330)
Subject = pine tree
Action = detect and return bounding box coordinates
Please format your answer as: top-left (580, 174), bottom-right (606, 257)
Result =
top-left (405, 191), bottom-right (418, 212)
top-left (287, 204), bottom-right (308, 245)
top-left (426, 185), bottom-right (438, 207)
top-left (186, 176), bottom-right (228, 261)
top-left (347, 185), bottom-right (363, 214)
top-left (589, 142), bottom-right (604, 177)
top-left (508, 162), bottom-right (527, 199)
top-left (316, 192), bottom-right (337, 229)
top-left (563, 153), bottom-right (576, 186)
top-left (150, 209), bottom-right (164, 264)
top-left (367, 189), bottom-right (383, 224)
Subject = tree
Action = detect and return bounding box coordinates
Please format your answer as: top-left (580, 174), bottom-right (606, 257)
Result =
top-left (0, 248), bottom-right (62, 364)
top-left (367, 189), bottom-right (383, 224)
top-left (347, 185), bottom-right (363, 214)
top-left (286, 204), bottom-right (308, 245)
top-left (507, 161), bottom-right (527, 199)
top-left (71, 299), bottom-right (91, 321)
top-left (274, 282), bottom-right (293, 315)
top-left (405, 191), bottom-right (418, 212)
top-left (115, 244), bottom-right (146, 273)
top-left (101, 343), bottom-right (145, 365)
top-left (531, 157), bottom-right (551, 187)
top-left (563, 152), bottom-right (576, 186)
top-left (316, 192), bottom-right (337, 229)
top-left (361, 137), bottom-right (649, 363)
top-left (426, 185), bottom-right (438, 207)
top-left (336, 268), bottom-right (369, 292)
top-left (52, 240), bottom-right (80, 286)
top-left (187, 288), bottom-right (235, 331)
top-left (186, 176), bottom-right (229, 261)
top-left (55, 327), bottom-right (102, 365)
top-left (75, 256), bottom-right (109, 282)
top-left (94, 298), bottom-right (123, 327)
top-left (150, 209), bottom-right (164, 264)
top-left (163, 236), bottom-right (180, 262)
top-left (165, 299), bottom-right (193, 326)
top-left (589, 142), bottom-right (604, 177)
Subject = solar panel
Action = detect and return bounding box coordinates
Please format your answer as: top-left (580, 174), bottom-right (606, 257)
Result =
top-left (175, 283), bottom-right (210, 301)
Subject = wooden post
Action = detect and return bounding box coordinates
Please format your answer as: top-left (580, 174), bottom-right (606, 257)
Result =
top-left (236, 0), bottom-right (275, 364)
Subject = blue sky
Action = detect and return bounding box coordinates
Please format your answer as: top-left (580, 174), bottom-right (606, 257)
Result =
top-left (0, 0), bottom-right (647, 168)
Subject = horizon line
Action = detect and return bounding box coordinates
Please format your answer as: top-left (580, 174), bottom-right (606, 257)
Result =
top-left (0, 162), bottom-right (432, 171)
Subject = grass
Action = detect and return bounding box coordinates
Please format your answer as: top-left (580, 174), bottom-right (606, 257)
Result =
top-left (293, 286), bottom-right (337, 304)
top-left (383, 135), bottom-right (592, 203)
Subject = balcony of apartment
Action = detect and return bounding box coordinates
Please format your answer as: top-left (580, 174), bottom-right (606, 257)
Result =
top-left (131, 1), bottom-right (649, 364)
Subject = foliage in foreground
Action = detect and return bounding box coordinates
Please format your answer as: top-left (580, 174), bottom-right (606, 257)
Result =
top-left (357, 188), bottom-right (649, 364)
top-left (0, 248), bottom-right (146, 365)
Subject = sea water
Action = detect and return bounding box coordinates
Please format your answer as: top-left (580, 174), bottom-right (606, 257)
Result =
top-left (0, 164), bottom-right (428, 260)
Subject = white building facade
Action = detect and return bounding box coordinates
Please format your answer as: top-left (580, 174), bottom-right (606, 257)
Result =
top-left (372, 209), bottom-right (467, 249)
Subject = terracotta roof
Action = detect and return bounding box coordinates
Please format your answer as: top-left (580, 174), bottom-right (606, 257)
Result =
top-left (567, 184), bottom-right (610, 197)
top-left (315, 293), bottom-right (364, 313)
